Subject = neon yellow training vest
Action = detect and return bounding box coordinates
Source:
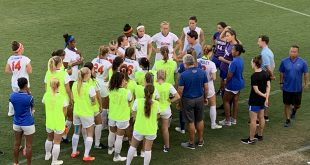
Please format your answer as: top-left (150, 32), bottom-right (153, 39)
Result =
top-left (154, 60), bottom-right (177, 85)
top-left (88, 79), bottom-right (100, 113)
top-left (72, 82), bottom-right (95, 117)
top-left (109, 88), bottom-right (131, 121)
top-left (45, 70), bottom-right (69, 101)
top-left (154, 82), bottom-right (172, 112)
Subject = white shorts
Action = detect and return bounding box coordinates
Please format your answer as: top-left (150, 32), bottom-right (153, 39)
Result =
top-left (225, 88), bottom-right (239, 95)
top-left (98, 81), bottom-right (109, 97)
top-left (73, 115), bottom-right (95, 128)
top-left (13, 124), bottom-right (35, 135)
top-left (133, 131), bottom-right (157, 141)
top-left (207, 82), bottom-right (215, 98)
top-left (46, 127), bottom-right (65, 135)
top-left (160, 107), bottom-right (172, 119)
top-left (108, 119), bottom-right (129, 129)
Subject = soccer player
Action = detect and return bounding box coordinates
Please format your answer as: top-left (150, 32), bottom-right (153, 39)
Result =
top-left (10, 77), bottom-right (35, 165)
top-left (43, 78), bottom-right (68, 165)
top-left (135, 57), bottom-right (151, 85)
top-left (151, 21), bottom-right (181, 60)
top-left (211, 22), bottom-right (227, 68)
top-left (126, 84), bottom-right (160, 165)
top-left (5, 41), bottom-right (32, 116)
top-left (197, 48), bottom-right (222, 129)
top-left (123, 47), bottom-right (141, 80)
top-left (71, 67), bottom-right (96, 161)
top-left (108, 72), bottom-right (132, 162)
top-left (123, 23), bottom-right (137, 47)
top-left (219, 44), bottom-right (245, 126)
top-left (117, 35), bottom-right (129, 57)
top-left (179, 16), bottom-right (205, 52)
top-left (107, 40), bottom-right (118, 64)
top-left (135, 23), bottom-right (153, 61)
top-left (279, 45), bottom-right (308, 127)
top-left (91, 46), bottom-right (112, 131)
top-left (241, 55), bottom-right (270, 144)
top-left (155, 70), bottom-right (180, 152)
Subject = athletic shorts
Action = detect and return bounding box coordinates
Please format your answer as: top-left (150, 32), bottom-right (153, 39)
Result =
top-left (225, 88), bottom-right (239, 95)
top-left (73, 115), bottom-right (94, 128)
top-left (181, 96), bottom-right (204, 123)
top-left (249, 105), bottom-right (265, 112)
top-left (283, 91), bottom-right (302, 106)
top-left (13, 124), bottom-right (35, 135)
top-left (220, 69), bottom-right (228, 79)
top-left (160, 107), bottom-right (172, 119)
top-left (212, 55), bottom-right (221, 68)
top-left (98, 81), bottom-right (109, 97)
top-left (133, 130), bottom-right (157, 141)
top-left (46, 127), bottom-right (65, 135)
top-left (207, 82), bottom-right (215, 98)
top-left (108, 119), bottom-right (129, 129)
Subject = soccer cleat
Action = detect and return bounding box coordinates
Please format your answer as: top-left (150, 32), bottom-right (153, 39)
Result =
top-left (45, 153), bottom-right (52, 160)
top-left (284, 119), bottom-right (291, 128)
top-left (254, 134), bottom-right (263, 141)
top-left (108, 147), bottom-right (115, 155)
top-left (181, 142), bottom-right (195, 150)
top-left (196, 140), bottom-right (204, 147)
top-left (230, 118), bottom-right (237, 125)
top-left (219, 119), bottom-right (231, 126)
top-left (83, 156), bottom-right (95, 161)
top-left (163, 146), bottom-right (170, 153)
top-left (51, 160), bottom-right (63, 165)
top-left (70, 151), bottom-right (80, 158)
top-left (211, 124), bottom-right (222, 129)
top-left (241, 138), bottom-right (256, 145)
top-left (175, 127), bottom-right (185, 134)
top-left (94, 143), bottom-right (108, 149)
top-left (113, 155), bottom-right (127, 162)
top-left (264, 116), bottom-right (270, 122)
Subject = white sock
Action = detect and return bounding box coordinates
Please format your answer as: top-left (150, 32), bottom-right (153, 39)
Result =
top-left (210, 106), bottom-right (217, 126)
top-left (52, 144), bottom-right (60, 161)
top-left (108, 131), bottom-right (116, 148)
top-left (82, 128), bottom-right (87, 142)
top-left (84, 137), bottom-right (93, 157)
top-left (72, 134), bottom-right (79, 153)
top-left (8, 101), bottom-right (14, 115)
top-left (114, 135), bottom-right (124, 155)
top-left (144, 150), bottom-right (152, 165)
top-left (126, 146), bottom-right (136, 165)
top-left (95, 124), bottom-right (102, 146)
top-left (63, 120), bottom-right (72, 139)
top-left (45, 140), bottom-right (53, 155)
top-left (101, 109), bottom-right (108, 128)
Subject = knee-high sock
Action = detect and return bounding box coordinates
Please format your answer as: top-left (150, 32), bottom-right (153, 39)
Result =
top-left (114, 135), bottom-right (124, 156)
top-left (45, 140), bottom-right (53, 154)
top-left (210, 106), bottom-right (217, 125)
top-left (95, 124), bottom-right (102, 146)
top-left (144, 150), bottom-right (152, 165)
top-left (72, 134), bottom-right (79, 153)
top-left (108, 131), bottom-right (116, 148)
top-left (126, 146), bottom-right (136, 165)
top-left (84, 137), bottom-right (93, 157)
top-left (52, 144), bottom-right (60, 161)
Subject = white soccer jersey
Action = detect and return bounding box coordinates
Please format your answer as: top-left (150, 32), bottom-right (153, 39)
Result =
top-left (197, 58), bottom-right (217, 95)
top-left (151, 32), bottom-right (179, 60)
top-left (123, 58), bottom-right (141, 80)
top-left (7, 55), bottom-right (31, 89)
top-left (135, 34), bottom-right (152, 59)
top-left (117, 47), bottom-right (126, 56)
top-left (107, 53), bottom-right (117, 64)
top-left (182, 26), bottom-right (202, 51)
top-left (63, 47), bottom-right (81, 81)
top-left (91, 57), bottom-right (112, 82)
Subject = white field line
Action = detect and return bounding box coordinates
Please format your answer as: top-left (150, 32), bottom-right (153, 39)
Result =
top-left (254, 0), bottom-right (310, 18)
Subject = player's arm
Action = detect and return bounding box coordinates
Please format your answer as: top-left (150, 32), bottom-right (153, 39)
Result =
top-left (220, 26), bottom-right (231, 41)
top-left (253, 86), bottom-right (266, 98)
top-left (211, 72), bottom-right (216, 81)
top-left (63, 106), bottom-right (68, 117)
top-left (179, 31), bottom-right (185, 52)
top-left (147, 42), bottom-right (153, 60)
top-left (218, 57), bottom-right (231, 64)
top-left (199, 29), bottom-right (205, 46)
top-left (304, 72), bottom-right (309, 89)
top-left (5, 64), bottom-right (12, 73)
top-left (26, 62), bottom-right (32, 74)
top-left (173, 39), bottom-right (182, 54)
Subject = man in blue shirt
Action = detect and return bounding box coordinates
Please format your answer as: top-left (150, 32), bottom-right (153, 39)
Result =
top-left (279, 45), bottom-right (308, 127)
top-left (178, 54), bottom-right (208, 149)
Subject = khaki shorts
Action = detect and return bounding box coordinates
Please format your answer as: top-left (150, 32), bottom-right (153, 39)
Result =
top-left (108, 119), bottom-right (129, 129)
top-left (46, 127), bottom-right (65, 135)
top-left (13, 124), bottom-right (35, 135)
top-left (73, 115), bottom-right (95, 128)
top-left (133, 130), bottom-right (157, 141)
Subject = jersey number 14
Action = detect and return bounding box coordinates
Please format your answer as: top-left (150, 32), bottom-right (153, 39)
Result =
top-left (11, 60), bottom-right (21, 71)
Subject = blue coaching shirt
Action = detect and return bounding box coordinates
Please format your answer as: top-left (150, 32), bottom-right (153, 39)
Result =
top-left (185, 42), bottom-right (203, 59)
top-left (226, 56), bottom-right (245, 91)
top-left (279, 57), bottom-right (308, 92)
top-left (179, 67), bottom-right (208, 98)
top-left (261, 46), bottom-right (275, 71)
top-left (10, 92), bottom-right (35, 126)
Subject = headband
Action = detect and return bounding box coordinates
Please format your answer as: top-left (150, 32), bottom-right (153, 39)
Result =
top-left (124, 27), bottom-right (133, 34)
top-left (64, 35), bottom-right (75, 48)
top-left (137, 25), bottom-right (145, 31)
top-left (15, 43), bottom-right (24, 53)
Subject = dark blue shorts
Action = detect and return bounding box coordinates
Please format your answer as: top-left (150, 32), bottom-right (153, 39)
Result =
top-left (220, 69), bottom-right (228, 79)
top-left (248, 105), bottom-right (265, 112)
top-left (212, 55), bottom-right (221, 68)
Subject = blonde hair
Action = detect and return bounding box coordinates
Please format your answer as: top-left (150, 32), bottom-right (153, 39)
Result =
top-left (160, 21), bottom-right (170, 27)
top-left (157, 69), bottom-right (166, 81)
top-left (50, 78), bottom-right (60, 95)
top-left (99, 45), bottom-right (109, 57)
top-left (48, 56), bottom-right (62, 73)
top-left (77, 67), bottom-right (91, 95)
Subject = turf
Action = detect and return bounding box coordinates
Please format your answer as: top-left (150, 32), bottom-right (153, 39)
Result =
top-left (0, 0), bottom-right (310, 164)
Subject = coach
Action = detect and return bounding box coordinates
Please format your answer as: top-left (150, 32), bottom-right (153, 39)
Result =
top-left (279, 45), bottom-right (308, 127)
top-left (177, 54), bottom-right (208, 149)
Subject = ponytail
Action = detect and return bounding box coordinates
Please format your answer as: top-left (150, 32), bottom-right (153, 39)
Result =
top-left (156, 69), bottom-right (166, 81)
top-left (144, 72), bottom-right (154, 85)
top-left (139, 57), bottom-right (150, 71)
top-left (48, 56), bottom-right (62, 73)
top-left (144, 84), bottom-right (154, 118)
top-left (77, 67), bottom-right (91, 95)
top-left (160, 46), bottom-right (169, 63)
top-left (50, 78), bottom-right (60, 95)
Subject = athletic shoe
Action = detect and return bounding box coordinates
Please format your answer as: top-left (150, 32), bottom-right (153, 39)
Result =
top-left (94, 143), bottom-right (108, 149)
top-left (163, 146), bottom-right (170, 153)
top-left (140, 151), bottom-right (145, 157)
top-left (113, 155), bottom-right (127, 162)
top-left (264, 116), bottom-right (270, 122)
top-left (219, 119), bottom-right (231, 126)
top-left (70, 151), bottom-right (80, 158)
top-left (230, 118), bottom-right (237, 125)
top-left (175, 127), bottom-right (185, 134)
top-left (51, 160), bottom-right (63, 165)
top-left (241, 138), bottom-right (256, 145)
top-left (196, 140), bottom-right (204, 147)
top-left (284, 119), bottom-right (291, 128)
top-left (61, 138), bottom-right (71, 144)
top-left (108, 147), bottom-right (115, 155)
top-left (290, 108), bottom-right (296, 119)
top-left (254, 134), bottom-right (263, 141)
top-left (83, 156), bottom-right (95, 161)
top-left (45, 153), bottom-right (52, 160)
top-left (211, 124), bottom-right (222, 129)
top-left (181, 142), bottom-right (195, 150)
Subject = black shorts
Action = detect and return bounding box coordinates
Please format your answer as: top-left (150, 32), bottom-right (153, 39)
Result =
top-left (283, 91), bottom-right (302, 106)
top-left (181, 96), bottom-right (204, 123)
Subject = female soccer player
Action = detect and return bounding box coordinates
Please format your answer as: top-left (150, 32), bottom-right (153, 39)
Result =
top-left (123, 47), bottom-right (141, 80)
top-left (211, 22), bottom-right (227, 68)
top-left (43, 78), bottom-right (68, 165)
top-left (91, 46), bottom-right (112, 131)
top-left (107, 40), bottom-right (118, 64)
top-left (219, 44), bottom-right (245, 126)
top-left (153, 46), bottom-right (178, 86)
top-left (117, 35), bottom-right (129, 57)
top-left (241, 55), bottom-right (270, 144)
top-left (135, 57), bottom-right (151, 85)
top-left (135, 23), bottom-right (153, 60)
top-left (71, 67), bottom-right (96, 161)
top-left (108, 72), bottom-right (132, 162)
top-left (126, 84), bottom-right (160, 165)
top-left (197, 48), bottom-right (222, 129)
top-left (5, 41), bottom-right (32, 116)
top-left (151, 21), bottom-right (181, 60)
top-left (155, 70), bottom-right (180, 152)
top-left (10, 77), bottom-right (35, 165)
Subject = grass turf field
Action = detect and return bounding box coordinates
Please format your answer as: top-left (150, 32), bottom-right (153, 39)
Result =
top-left (1, 0), bottom-right (310, 164)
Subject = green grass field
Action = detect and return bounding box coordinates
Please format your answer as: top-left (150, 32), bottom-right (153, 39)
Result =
top-left (1, 0), bottom-right (310, 164)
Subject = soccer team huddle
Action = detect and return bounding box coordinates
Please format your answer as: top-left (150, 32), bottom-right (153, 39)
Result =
top-left (6, 16), bottom-right (309, 165)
